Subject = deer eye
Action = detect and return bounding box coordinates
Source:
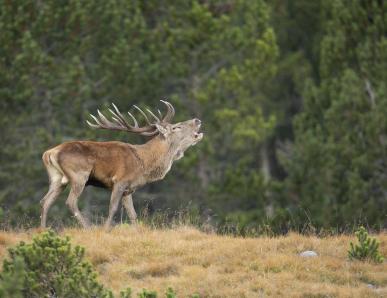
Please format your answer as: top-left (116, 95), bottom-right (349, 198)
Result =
top-left (172, 126), bottom-right (181, 131)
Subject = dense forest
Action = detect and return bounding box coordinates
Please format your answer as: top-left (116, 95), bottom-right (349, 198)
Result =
top-left (0, 0), bottom-right (386, 232)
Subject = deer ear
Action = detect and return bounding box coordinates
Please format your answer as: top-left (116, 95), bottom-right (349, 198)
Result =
top-left (155, 124), bottom-right (169, 137)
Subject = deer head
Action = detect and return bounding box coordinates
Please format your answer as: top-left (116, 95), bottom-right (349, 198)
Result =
top-left (86, 100), bottom-right (203, 159)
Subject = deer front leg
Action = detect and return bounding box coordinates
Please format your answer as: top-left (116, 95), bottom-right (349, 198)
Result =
top-left (122, 193), bottom-right (137, 224)
top-left (104, 183), bottom-right (127, 231)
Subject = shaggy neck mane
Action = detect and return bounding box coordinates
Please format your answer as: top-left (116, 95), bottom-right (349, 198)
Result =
top-left (135, 135), bottom-right (179, 174)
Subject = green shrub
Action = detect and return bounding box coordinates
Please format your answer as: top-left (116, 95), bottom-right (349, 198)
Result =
top-left (120, 287), bottom-right (179, 298)
top-left (0, 230), bottom-right (113, 297)
top-left (0, 256), bottom-right (25, 298)
top-left (119, 288), bottom-right (132, 298)
top-left (165, 287), bottom-right (177, 298)
top-left (348, 226), bottom-right (384, 263)
top-left (138, 289), bottom-right (157, 298)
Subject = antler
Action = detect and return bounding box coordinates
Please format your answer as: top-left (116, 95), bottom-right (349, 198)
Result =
top-left (86, 100), bottom-right (175, 137)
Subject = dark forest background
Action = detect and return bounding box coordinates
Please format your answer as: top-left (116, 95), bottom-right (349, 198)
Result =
top-left (1, 0), bottom-right (386, 232)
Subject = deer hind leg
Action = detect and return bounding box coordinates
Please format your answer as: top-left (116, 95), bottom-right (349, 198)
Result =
top-left (122, 194), bottom-right (137, 224)
top-left (104, 183), bottom-right (127, 231)
top-left (40, 152), bottom-right (67, 228)
top-left (40, 181), bottom-right (64, 228)
top-left (66, 173), bottom-right (90, 228)
top-left (65, 179), bottom-right (90, 228)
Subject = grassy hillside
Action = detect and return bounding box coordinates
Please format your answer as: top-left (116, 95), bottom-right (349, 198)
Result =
top-left (0, 226), bottom-right (386, 297)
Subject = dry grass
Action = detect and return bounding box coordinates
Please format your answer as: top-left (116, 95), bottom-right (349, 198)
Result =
top-left (0, 225), bottom-right (386, 297)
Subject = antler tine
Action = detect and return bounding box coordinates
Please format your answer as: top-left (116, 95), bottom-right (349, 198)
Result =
top-left (86, 114), bottom-right (103, 128)
top-left (127, 111), bottom-right (139, 127)
top-left (112, 103), bottom-right (155, 132)
top-left (86, 120), bottom-right (97, 128)
top-left (169, 102), bottom-right (175, 116)
top-left (110, 103), bottom-right (131, 128)
top-left (133, 105), bottom-right (152, 125)
top-left (166, 101), bottom-right (175, 117)
top-left (108, 108), bottom-right (126, 127)
top-left (97, 110), bottom-right (119, 128)
top-left (87, 110), bottom-right (123, 131)
top-left (160, 100), bottom-right (175, 123)
top-left (87, 104), bottom-right (158, 135)
top-left (140, 130), bottom-right (159, 137)
top-left (90, 114), bottom-right (103, 126)
top-left (146, 108), bottom-right (161, 123)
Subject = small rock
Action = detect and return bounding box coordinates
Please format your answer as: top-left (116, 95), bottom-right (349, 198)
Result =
top-left (299, 250), bottom-right (318, 257)
top-left (366, 283), bottom-right (376, 289)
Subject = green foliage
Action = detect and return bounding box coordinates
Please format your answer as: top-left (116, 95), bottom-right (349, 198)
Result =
top-left (119, 288), bottom-right (132, 298)
top-left (165, 287), bottom-right (177, 298)
top-left (132, 287), bottom-right (182, 298)
top-left (138, 289), bottom-right (158, 298)
top-left (0, 230), bottom-right (113, 297)
top-left (135, 288), bottom-right (177, 298)
top-left (0, 257), bottom-right (25, 298)
top-left (119, 287), bottom-right (186, 298)
top-left (281, 0), bottom-right (387, 228)
top-left (348, 227), bottom-right (384, 263)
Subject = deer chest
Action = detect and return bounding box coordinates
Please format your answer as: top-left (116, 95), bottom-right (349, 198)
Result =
top-left (130, 159), bottom-right (173, 189)
top-left (146, 161), bottom-right (173, 182)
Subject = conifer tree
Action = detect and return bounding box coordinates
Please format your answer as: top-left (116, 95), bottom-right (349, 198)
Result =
top-left (282, 0), bottom-right (387, 228)
top-left (348, 226), bottom-right (384, 263)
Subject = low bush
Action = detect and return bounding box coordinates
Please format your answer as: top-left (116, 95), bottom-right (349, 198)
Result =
top-left (348, 226), bottom-right (384, 263)
top-left (0, 230), bottom-right (113, 297)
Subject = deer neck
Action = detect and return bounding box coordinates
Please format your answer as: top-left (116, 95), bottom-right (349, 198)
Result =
top-left (137, 135), bottom-right (179, 181)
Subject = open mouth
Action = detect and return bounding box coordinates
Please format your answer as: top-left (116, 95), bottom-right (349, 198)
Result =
top-left (194, 123), bottom-right (203, 141)
top-left (194, 132), bottom-right (203, 139)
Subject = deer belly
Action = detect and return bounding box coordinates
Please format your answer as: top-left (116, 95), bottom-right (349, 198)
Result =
top-left (86, 177), bottom-right (112, 189)
top-left (131, 176), bottom-right (148, 189)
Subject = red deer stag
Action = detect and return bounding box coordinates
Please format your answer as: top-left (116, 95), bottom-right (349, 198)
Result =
top-left (40, 100), bottom-right (203, 229)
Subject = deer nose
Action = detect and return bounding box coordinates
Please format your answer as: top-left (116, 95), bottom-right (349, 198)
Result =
top-left (194, 118), bottom-right (201, 126)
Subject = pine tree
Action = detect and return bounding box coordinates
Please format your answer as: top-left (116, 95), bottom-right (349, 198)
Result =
top-left (348, 226), bottom-right (384, 263)
top-left (282, 0), bottom-right (387, 228)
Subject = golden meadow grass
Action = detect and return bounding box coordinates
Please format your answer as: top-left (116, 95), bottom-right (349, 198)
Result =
top-left (0, 225), bottom-right (385, 297)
